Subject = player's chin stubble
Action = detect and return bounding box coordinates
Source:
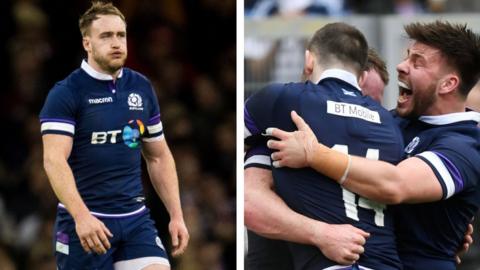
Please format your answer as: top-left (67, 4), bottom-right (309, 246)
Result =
top-left (98, 54), bottom-right (126, 74)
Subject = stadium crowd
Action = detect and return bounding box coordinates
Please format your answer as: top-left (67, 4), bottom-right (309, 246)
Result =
top-left (0, 0), bottom-right (235, 269)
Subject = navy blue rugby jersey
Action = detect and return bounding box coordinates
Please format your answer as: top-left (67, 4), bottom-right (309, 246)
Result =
top-left (393, 112), bottom-right (480, 270)
top-left (244, 69), bottom-right (405, 270)
top-left (39, 61), bottom-right (164, 215)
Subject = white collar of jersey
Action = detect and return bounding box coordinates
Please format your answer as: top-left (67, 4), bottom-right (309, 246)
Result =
top-left (81, 60), bottom-right (123, 81)
top-left (318, 69), bottom-right (361, 91)
top-left (419, 111), bottom-right (480, 125)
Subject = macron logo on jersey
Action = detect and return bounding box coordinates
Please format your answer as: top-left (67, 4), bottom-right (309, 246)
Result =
top-left (89, 97), bottom-right (113, 104)
top-left (327, 100), bottom-right (381, 123)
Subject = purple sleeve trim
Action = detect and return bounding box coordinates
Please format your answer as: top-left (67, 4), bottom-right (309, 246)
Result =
top-left (40, 118), bottom-right (76, 125)
top-left (148, 114), bottom-right (161, 125)
top-left (432, 151), bottom-right (464, 192)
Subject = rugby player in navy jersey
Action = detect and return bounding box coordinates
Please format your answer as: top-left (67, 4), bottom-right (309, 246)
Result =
top-left (267, 21), bottom-right (480, 270)
top-left (39, 2), bottom-right (188, 269)
top-left (244, 48), bottom-right (390, 270)
top-left (245, 22), bottom-right (406, 270)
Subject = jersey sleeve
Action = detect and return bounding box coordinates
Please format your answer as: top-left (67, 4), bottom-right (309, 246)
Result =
top-left (142, 82), bottom-right (164, 142)
top-left (415, 136), bottom-right (479, 200)
top-left (244, 84), bottom-right (284, 169)
top-left (39, 84), bottom-right (77, 137)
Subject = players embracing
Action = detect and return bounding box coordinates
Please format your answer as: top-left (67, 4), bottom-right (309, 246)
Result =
top-left (254, 20), bottom-right (480, 270)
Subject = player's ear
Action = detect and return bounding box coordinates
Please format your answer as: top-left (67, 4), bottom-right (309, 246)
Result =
top-left (359, 70), bottom-right (368, 89)
top-left (438, 73), bottom-right (459, 95)
top-left (82, 36), bottom-right (91, 53)
top-left (304, 50), bottom-right (314, 76)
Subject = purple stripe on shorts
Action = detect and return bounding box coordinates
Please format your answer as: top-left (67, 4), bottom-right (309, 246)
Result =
top-left (40, 118), bottom-right (76, 125)
top-left (56, 232), bottom-right (69, 244)
top-left (244, 107), bottom-right (260, 135)
top-left (432, 151), bottom-right (464, 192)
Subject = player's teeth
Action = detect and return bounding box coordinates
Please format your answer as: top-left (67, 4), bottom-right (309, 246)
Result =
top-left (398, 92), bottom-right (408, 102)
top-left (398, 81), bottom-right (410, 90)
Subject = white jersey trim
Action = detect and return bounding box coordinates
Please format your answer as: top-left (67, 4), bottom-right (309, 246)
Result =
top-left (147, 122), bottom-right (163, 134)
top-left (58, 204), bottom-right (146, 218)
top-left (245, 155), bottom-right (271, 167)
top-left (81, 60), bottom-right (123, 80)
top-left (419, 111), bottom-right (480, 125)
top-left (114, 257), bottom-right (170, 270)
top-left (143, 134), bottom-right (165, 142)
top-left (41, 122), bottom-right (75, 135)
top-left (244, 125), bottom-right (252, 139)
top-left (417, 151), bottom-right (455, 199)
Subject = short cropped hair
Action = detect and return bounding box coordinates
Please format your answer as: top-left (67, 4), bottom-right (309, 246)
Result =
top-left (307, 22), bottom-right (368, 76)
top-left (79, 1), bottom-right (126, 37)
top-left (366, 48), bottom-right (389, 85)
top-left (405, 20), bottom-right (480, 97)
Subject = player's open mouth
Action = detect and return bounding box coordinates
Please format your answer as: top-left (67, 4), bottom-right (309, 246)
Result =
top-left (398, 81), bottom-right (412, 104)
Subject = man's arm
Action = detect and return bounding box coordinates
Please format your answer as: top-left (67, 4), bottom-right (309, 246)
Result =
top-left (42, 134), bottom-right (112, 254)
top-left (267, 111), bottom-right (443, 204)
top-left (245, 166), bottom-right (370, 265)
top-left (142, 139), bottom-right (189, 257)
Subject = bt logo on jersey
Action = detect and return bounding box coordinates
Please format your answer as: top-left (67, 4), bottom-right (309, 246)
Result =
top-left (91, 130), bottom-right (122, 144)
top-left (91, 119), bottom-right (145, 148)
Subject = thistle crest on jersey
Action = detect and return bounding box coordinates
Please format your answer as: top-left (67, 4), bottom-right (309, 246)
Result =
top-left (128, 93), bottom-right (143, 110)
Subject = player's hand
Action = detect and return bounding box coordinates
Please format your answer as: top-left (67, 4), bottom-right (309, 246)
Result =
top-left (455, 223), bottom-right (474, 264)
top-left (267, 111), bottom-right (318, 168)
top-left (169, 217), bottom-right (189, 257)
top-left (313, 222), bottom-right (370, 265)
top-left (74, 212), bottom-right (113, 255)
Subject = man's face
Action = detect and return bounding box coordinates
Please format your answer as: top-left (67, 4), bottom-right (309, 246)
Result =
top-left (84, 15), bottom-right (127, 74)
top-left (360, 68), bottom-right (385, 103)
top-left (396, 42), bottom-right (446, 118)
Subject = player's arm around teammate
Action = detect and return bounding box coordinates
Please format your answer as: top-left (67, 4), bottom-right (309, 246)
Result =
top-left (142, 138), bottom-right (189, 257)
top-left (245, 166), bottom-right (370, 265)
top-left (267, 110), bottom-right (444, 204)
top-left (43, 134), bottom-right (113, 255)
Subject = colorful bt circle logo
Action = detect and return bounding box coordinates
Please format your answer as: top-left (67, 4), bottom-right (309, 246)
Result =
top-left (123, 119), bottom-right (145, 148)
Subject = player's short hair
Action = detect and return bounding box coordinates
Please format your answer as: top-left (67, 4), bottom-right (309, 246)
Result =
top-left (405, 20), bottom-right (480, 97)
top-left (366, 48), bottom-right (389, 85)
top-left (79, 1), bottom-right (126, 37)
top-left (307, 22), bottom-right (368, 76)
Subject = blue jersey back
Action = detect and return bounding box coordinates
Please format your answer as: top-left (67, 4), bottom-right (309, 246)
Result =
top-left (245, 72), bottom-right (404, 270)
top-left (40, 61), bottom-right (164, 215)
top-left (393, 113), bottom-right (480, 270)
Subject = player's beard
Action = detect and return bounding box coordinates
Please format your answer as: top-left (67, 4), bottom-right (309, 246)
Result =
top-left (92, 49), bottom-right (127, 75)
top-left (400, 83), bottom-right (437, 119)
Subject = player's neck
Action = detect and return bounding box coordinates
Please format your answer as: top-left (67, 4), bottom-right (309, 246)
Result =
top-left (312, 64), bottom-right (359, 84)
top-left (423, 98), bottom-right (466, 116)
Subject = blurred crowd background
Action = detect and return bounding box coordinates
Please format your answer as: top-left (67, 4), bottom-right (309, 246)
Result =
top-left (0, 0), bottom-right (235, 269)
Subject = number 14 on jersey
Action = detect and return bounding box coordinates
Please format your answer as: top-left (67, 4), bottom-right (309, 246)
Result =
top-left (333, 145), bottom-right (386, 227)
